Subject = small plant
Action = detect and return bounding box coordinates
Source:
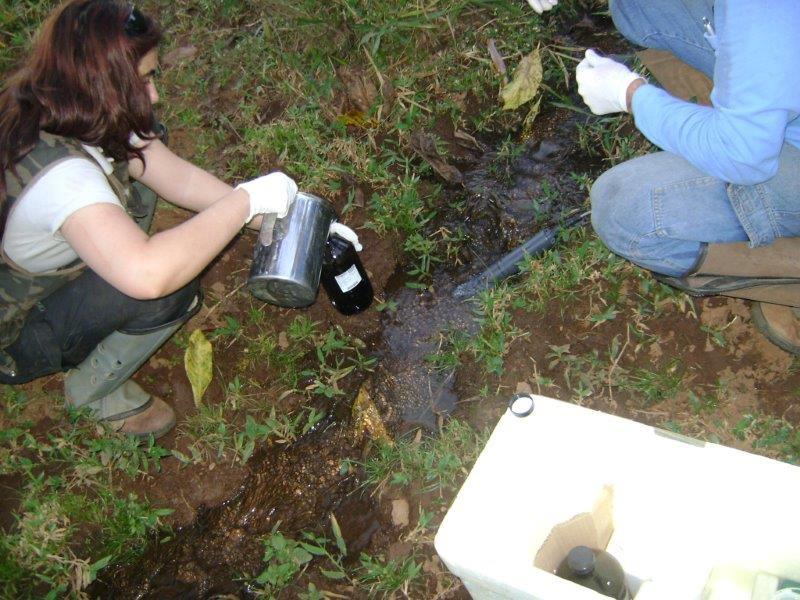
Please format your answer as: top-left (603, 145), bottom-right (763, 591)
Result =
top-left (251, 528), bottom-right (316, 597)
top-left (635, 275), bottom-right (698, 319)
top-left (211, 315), bottom-right (242, 345)
top-left (425, 329), bottom-right (470, 372)
top-left (547, 345), bottom-right (606, 402)
top-left (486, 136), bottom-right (525, 184)
top-left (624, 358), bottom-right (685, 407)
top-left (700, 317), bottom-right (737, 348)
top-left (404, 232), bottom-right (442, 284)
top-left (688, 390), bottom-right (720, 414)
top-left (576, 113), bottom-right (653, 166)
top-left (366, 171), bottom-right (434, 238)
top-left (732, 414), bottom-right (800, 464)
top-left (374, 298), bottom-right (399, 313)
top-left (471, 284), bottom-right (526, 377)
top-left (357, 552), bottom-right (423, 597)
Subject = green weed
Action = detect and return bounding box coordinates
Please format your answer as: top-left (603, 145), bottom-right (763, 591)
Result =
top-left (357, 552), bottom-right (423, 597)
top-left (576, 113), bottom-right (654, 166)
top-left (251, 528), bottom-right (316, 597)
top-left (471, 285), bottom-right (526, 376)
top-left (0, 402), bottom-right (171, 597)
top-left (732, 414), bottom-right (800, 464)
top-left (363, 419), bottom-right (487, 499)
top-left (624, 358), bottom-right (685, 407)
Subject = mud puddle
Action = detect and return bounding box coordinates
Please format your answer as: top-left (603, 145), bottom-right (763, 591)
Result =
top-left (92, 104), bottom-right (600, 598)
top-left (372, 110), bottom-right (600, 430)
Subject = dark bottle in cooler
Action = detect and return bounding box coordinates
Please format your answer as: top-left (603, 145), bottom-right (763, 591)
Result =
top-left (321, 233), bottom-right (373, 315)
top-left (555, 546), bottom-right (631, 600)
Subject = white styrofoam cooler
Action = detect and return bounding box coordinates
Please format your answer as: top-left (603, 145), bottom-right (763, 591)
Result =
top-left (434, 395), bottom-right (800, 599)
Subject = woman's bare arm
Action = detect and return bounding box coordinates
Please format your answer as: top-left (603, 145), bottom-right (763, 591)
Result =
top-left (60, 187), bottom-right (250, 299)
top-left (128, 137), bottom-right (264, 229)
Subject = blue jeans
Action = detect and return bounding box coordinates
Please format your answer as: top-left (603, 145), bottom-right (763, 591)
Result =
top-left (591, 0), bottom-right (800, 276)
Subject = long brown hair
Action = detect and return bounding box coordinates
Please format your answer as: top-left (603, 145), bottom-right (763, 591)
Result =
top-left (0, 0), bottom-right (162, 199)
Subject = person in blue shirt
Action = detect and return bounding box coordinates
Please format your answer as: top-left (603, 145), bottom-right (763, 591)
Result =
top-left (574, 0), bottom-right (800, 355)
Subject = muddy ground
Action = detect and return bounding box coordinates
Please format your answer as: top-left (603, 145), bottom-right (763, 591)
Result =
top-left (94, 130), bottom-right (800, 598)
top-left (4, 6), bottom-right (800, 599)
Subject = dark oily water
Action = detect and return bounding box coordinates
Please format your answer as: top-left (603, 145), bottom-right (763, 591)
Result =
top-left (372, 111), bottom-right (599, 430)
top-left (92, 413), bottom-right (369, 598)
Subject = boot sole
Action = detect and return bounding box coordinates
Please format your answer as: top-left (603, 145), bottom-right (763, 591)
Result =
top-left (657, 274), bottom-right (800, 296)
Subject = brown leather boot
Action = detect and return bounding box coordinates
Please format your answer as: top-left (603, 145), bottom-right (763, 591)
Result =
top-left (751, 303), bottom-right (800, 355)
top-left (657, 238), bottom-right (800, 306)
top-left (656, 239), bottom-right (800, 354)
top-left (106, 395), bottom-right (176, 439)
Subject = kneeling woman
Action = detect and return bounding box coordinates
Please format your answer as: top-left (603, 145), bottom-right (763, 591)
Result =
top-left (0, 0), bottom-right (297, 437)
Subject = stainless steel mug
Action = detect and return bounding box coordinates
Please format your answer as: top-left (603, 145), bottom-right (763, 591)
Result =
top-left (247, 192), bottom-right (337, 308)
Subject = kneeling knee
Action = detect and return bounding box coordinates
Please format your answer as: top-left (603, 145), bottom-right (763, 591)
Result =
top-left (590, 171), bottom-right (625, 249)
top-left (122, 278), bottom-right (201, 334)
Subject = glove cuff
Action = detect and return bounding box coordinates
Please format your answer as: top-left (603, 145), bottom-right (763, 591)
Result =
top-left (234, 182), bottom-right (257, 225)
top-left (617, 71), bottom-right (643, 113)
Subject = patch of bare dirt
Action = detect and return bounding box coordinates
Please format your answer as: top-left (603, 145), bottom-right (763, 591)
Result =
top-left (457, 291), bottom-right (800, 454)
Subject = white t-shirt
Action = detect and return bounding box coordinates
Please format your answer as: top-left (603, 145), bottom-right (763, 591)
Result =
top-left (2, 145), bottom-right (124, 273)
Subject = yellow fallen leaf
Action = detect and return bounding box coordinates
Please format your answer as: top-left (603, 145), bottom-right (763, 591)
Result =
top-left (184, 329), bottom-right (213, 407)
top-left (352, 381), bottom-right (392, 445)
top-left (337, 110), bottom-right (379, 129)
top-left (500, 46), bottom-right (542, 111)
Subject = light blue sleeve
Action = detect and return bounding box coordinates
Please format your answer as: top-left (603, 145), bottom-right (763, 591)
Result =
top-left (631, 0), bottom-right (800, 185)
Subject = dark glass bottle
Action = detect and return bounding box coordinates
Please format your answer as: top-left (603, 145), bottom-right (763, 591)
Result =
top-left (321, 234), bottom-right (373, 315)
top-left (555, 546), bottom-right (631, 600)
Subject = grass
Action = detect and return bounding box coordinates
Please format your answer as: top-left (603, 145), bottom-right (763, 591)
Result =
top-left (179, 317), bottom-right (368, 464)
top-left (5, 0), bottom-right (800, 596)
top-left (0, 399), bottom-right (172, 597)
top-left (362, 418), bottom-right (489, 500)
top-left (250, 517), bottom-right (427, 599)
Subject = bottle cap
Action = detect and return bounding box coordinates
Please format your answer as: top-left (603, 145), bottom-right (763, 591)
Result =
top-left (567, 546), bottom-right (596, 576)
top-left (508, 394), bottom-right (534, 417)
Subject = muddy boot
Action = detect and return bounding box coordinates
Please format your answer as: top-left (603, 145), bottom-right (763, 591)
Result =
top-left (657, 239), bottom-right (800, 354)
top-left (64, 323), bottom-right (182, 439)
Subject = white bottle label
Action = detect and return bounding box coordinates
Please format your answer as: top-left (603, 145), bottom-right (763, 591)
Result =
top-left (335, 265), bottom-right (362, 292)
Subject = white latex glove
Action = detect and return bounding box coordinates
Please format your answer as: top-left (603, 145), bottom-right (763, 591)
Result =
top-left (575, 49), bottom-right (643, 115)
top-left (236, 172), bottom-right (298, 225)
top-left (526, 0), bottom-right (558, 14)
top-left (329, 221), bottom-right (363, 251)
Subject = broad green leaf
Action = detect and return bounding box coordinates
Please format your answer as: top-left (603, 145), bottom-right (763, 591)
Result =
top-left (500, 46), bottom-right (542, 111)
top-left (321, 569), bottom-right (347, 580)
top-left (300, 541), bottom-right (328, 556)
top-left (184, 329), bottom-right (213, 406)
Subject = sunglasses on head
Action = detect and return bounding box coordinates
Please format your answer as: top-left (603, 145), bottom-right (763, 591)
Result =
top-left (124, 4), bottom-right (147, 36)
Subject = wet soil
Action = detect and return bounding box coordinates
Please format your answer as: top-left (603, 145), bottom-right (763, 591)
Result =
top-left (91, 99), bottom-right (603, 600)
top-left (98, 103), bottom-right (800, 597)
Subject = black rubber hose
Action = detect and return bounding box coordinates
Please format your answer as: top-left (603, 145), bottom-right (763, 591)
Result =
top-left (452, 210), bottom-right (590, 300)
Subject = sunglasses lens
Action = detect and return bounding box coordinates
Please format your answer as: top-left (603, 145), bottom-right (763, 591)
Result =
top-left (124, 6), bottom-right (147, 36)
